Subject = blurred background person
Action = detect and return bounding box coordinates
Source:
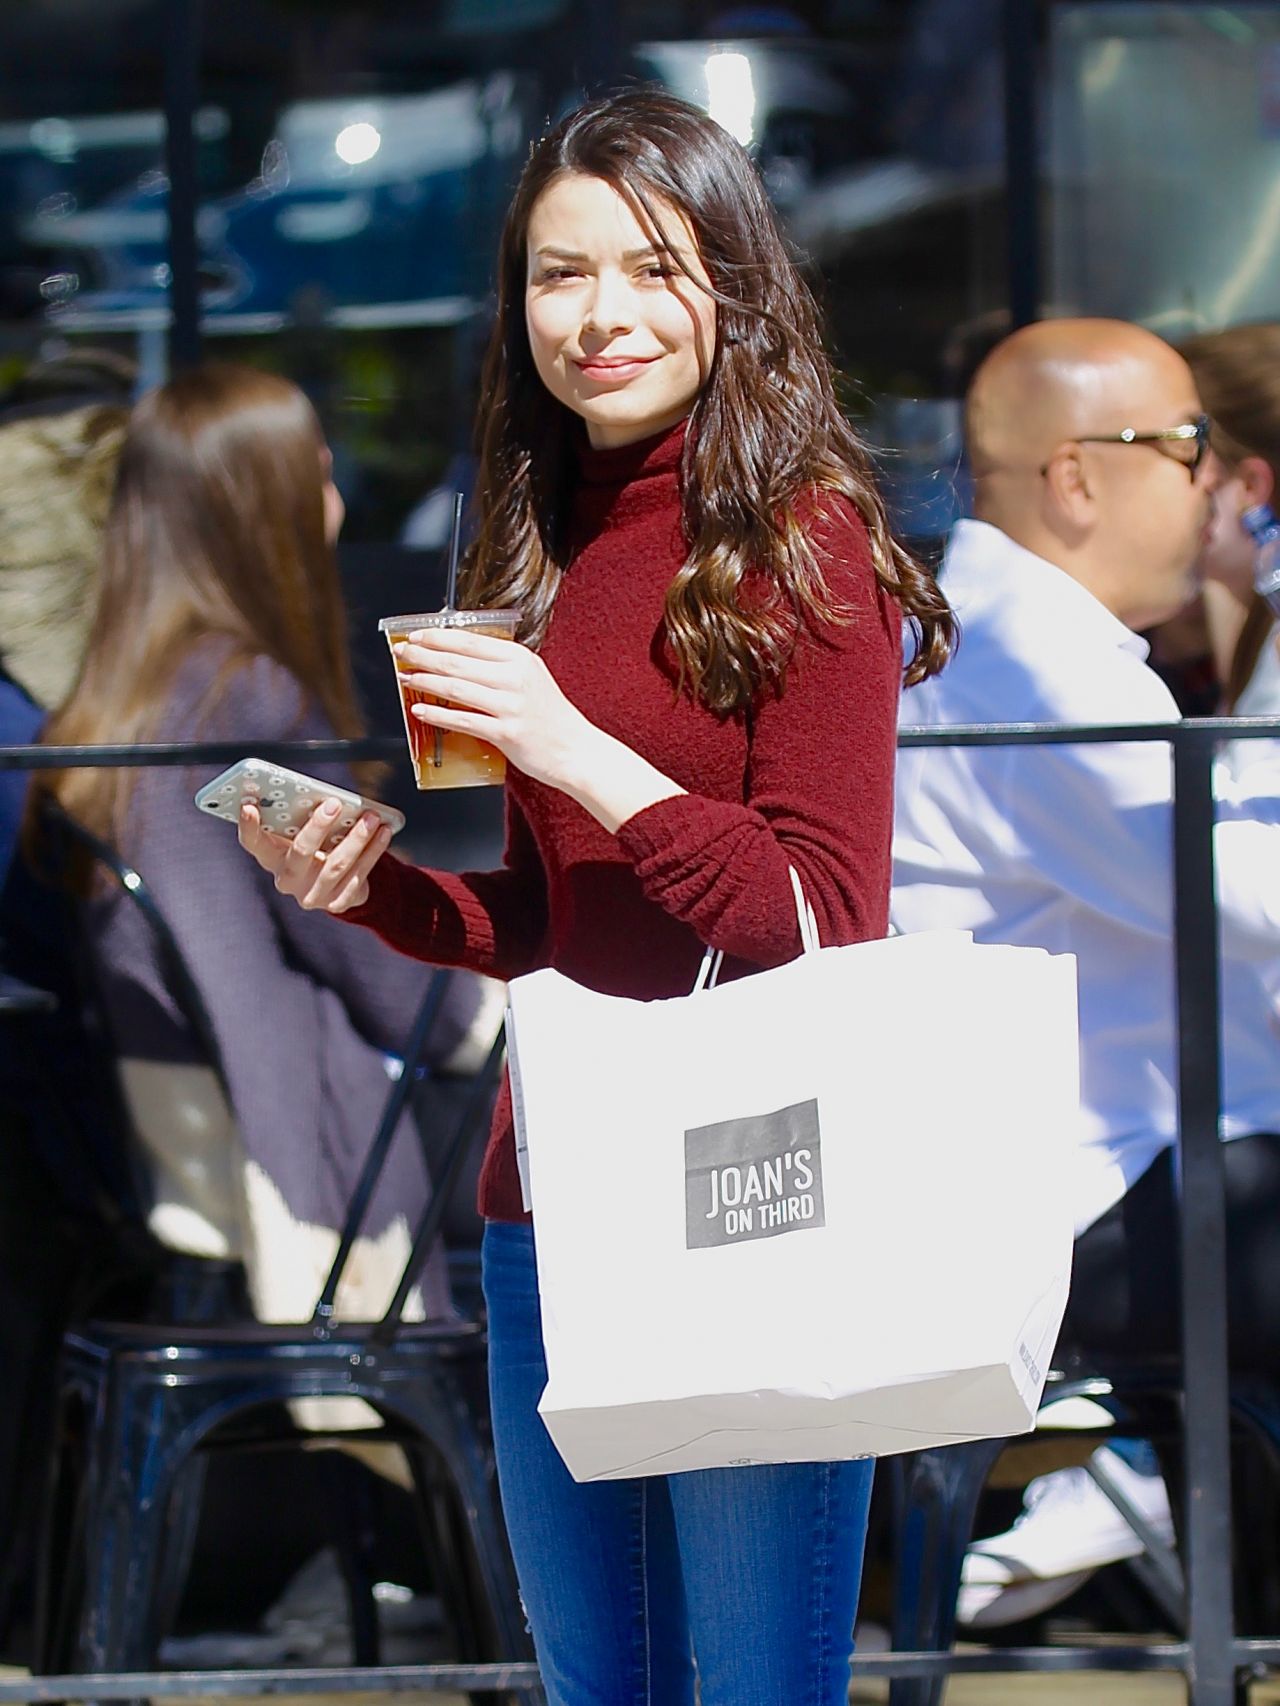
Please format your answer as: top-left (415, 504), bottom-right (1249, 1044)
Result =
top-left (26, 363), bottom-right (483, 1356)
top-left (1180, 323), bottom-right (1280, 771)
top-left (893, 317), bottom-right (1280, 1628)
top-left (0, 349), bottom-right (133, 878)
top-left (0, 347), bottom-right (134, 1648)
top-left (0, 348), bottom-right (134, 711)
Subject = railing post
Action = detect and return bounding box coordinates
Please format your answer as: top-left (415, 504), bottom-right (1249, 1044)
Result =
top-left (1172, 730), bottom-right (1235, 1705)
top-left (1001, 0), bottom-right (1041, 328)
top-left (163, 0), bottom-right (204, 374)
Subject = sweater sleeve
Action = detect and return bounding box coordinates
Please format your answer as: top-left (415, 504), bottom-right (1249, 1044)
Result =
top-left (343, 786), bottom-right (551, 981)
top-left (615, 499), bottom-right (902, 964)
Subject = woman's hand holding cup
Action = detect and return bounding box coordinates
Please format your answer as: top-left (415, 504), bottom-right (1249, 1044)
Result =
top-left (393, 622), bottom-right (598, 795)
top-left (238, 797), bottom-right (394, 913)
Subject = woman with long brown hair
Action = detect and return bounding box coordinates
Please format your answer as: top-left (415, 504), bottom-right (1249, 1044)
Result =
top-left (240, 92), bottom-right (953, 1702)
top-left (1179, 323), bottom-right (1280, 753)
top-left (31, 363), bottom-right (479, 1352)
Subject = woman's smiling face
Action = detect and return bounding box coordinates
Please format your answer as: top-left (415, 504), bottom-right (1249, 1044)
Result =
top-left (524, 172), bottom-right (718, 450)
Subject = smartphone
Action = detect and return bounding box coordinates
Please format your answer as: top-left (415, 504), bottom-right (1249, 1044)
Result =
top-left (194, 758), bottom-right (405, 851)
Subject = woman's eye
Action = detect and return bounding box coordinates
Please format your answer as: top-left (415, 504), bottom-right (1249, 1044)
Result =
top-left (641, 264), bottom-right (675, 281)
top-left (540, 267), bottom-right (582, 283)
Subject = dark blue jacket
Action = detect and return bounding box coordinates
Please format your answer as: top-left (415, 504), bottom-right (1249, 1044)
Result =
top-left (0, 673), bottom-right (41, 882)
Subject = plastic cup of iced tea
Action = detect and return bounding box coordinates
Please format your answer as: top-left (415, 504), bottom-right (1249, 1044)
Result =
top-left (378, 608), bottom-right (521, 789)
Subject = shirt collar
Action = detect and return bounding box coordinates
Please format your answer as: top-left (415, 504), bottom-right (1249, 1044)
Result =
top-left (943, 519), bottom-right (1151, 663)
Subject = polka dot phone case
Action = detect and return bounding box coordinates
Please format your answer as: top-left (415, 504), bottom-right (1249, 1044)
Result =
top-left (194, 758), bottom-right (405, 851)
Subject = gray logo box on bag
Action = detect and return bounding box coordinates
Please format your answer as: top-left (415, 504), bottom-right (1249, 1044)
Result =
top-left (684, 1097), bottom-right (825, 1249)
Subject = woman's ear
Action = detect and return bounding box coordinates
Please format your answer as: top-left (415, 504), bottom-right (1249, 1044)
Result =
top-left (1238, 454), bottom-right (1275, 510)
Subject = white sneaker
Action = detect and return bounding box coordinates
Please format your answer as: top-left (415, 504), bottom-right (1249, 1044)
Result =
top-left (955, 1446), bottom-right (1175, 1629)
top-left (957, 1569), bottom-right (1096, 1630)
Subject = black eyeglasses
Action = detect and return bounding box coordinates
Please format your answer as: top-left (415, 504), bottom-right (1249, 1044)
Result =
top-left (1068, 412), bottom-right (1212, 479)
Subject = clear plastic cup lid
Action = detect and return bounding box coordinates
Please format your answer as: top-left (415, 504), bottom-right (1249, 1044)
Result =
top-left (378, 608), bottom-right (519, 633)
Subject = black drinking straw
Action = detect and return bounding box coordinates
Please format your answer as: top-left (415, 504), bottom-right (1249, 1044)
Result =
top-left (433, 490), bottom-right (464, 768)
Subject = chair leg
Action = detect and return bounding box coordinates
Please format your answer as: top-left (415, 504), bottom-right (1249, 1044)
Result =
top-left (889, 1438), bottom-right (1009, 1706)
top-left (324, 1453), bottom-right (382, 1666)
top-left (33, 1391), bottom-right (91, 1674)
top-left (149, 1455), bottom-right (209, 1654)
top-left (75, 1376), bottom-right (196, 1673)
top-left (386, 1359), bottom-right (530, 1664)
top-left (429, 1480), bottom-right (543, 1706)
top-left (400, 1423), bottom-right (542, 1706)
top-left (407, 1442), bottom-right (489, 1660)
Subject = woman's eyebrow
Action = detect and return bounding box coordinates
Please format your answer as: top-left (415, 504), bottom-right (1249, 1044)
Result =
top-left (532, 243), bottom-right (691, 264)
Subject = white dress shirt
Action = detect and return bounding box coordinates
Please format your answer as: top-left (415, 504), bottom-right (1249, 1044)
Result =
top-left (1222, 620), bottom-right (1280, 784)
top-left (1234, 625), bottom-right (1280, 719)
top-left (893, 520), bottom-right (1280, 1235)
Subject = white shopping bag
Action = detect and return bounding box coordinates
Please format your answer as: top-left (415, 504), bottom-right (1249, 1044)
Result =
top-left (505, 894), bottom-right (1079, 1484)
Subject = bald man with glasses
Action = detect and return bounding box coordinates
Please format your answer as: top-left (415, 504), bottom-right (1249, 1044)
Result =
top-left (893, 317), bottom-right (1280, 1628)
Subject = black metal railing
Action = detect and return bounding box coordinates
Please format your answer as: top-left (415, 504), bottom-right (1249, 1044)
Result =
top-left (3, 716), bottom-right (1279, 1704)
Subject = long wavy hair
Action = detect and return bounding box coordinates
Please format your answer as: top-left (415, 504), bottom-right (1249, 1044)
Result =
top-left (34, 362), bottom-right (371, 847)
top-left (464, 89), bottom-right (953, 715)
top-left (1180, 323), bottom-right (1280, 712)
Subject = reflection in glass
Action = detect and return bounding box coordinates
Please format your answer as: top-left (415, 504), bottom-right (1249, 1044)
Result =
top-left (1051, 4), bottom-right (1280, 334)
top-left (0, 0), bottom-right (1010, 546)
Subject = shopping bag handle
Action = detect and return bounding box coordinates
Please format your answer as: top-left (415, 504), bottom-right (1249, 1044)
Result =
top-left (691, 865), bottom-right (820, 994)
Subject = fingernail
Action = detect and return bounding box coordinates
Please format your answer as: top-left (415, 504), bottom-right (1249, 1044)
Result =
top-left (361, 812), bottom-right (379, 831)
top-left (409, 629), bottom-right (426, 642)
top-left (320, 798), bottom-right (341, 817)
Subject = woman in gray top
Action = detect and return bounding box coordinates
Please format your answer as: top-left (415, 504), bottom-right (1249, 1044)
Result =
top-left (31, 364), bottom-right (480, 1344)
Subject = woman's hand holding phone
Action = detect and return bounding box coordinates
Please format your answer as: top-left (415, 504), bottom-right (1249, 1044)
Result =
top-left (238, 797), bottom-right (394, 913)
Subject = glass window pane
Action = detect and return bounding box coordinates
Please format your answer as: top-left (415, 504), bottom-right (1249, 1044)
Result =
top-left (195, 5), bottom-right (559, 546)
top-left (4, 2), bottom-right (1008, 550)
top-left (630, 2), bottom-right (1004, 541)
top-left (0, 0), bottom-right (168, 361)
top-left (1051, 3), bottom-right (1280, 334)
top-left (0, 0), bottom-right (1012, 856)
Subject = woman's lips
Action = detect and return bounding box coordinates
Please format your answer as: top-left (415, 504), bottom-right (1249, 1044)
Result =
top-left (574, 356), bottom-right (658, 383)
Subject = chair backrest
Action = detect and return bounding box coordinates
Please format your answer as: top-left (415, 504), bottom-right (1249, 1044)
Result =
top-left (41, 798), bottom-right (501, 1341)
top-left (41, 801), bottom-right (230, 1096)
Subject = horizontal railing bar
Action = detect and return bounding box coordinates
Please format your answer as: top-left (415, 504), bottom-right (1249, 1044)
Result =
top-left (1, 717), bottom-right (1280, 772)
top-left (0, 1665), bottom-right (542, 1700)
top-left (852, 1643), bottom-right (1190, 1675)
top-left (0, 1645), bottom-right (1198, 1698)
top-left (0, 739), bottom-right (403, 771)
top-left (1237, 1640), bottom-right (1280, 1662)
top-left (898, 718), bottom-right (1280, 748)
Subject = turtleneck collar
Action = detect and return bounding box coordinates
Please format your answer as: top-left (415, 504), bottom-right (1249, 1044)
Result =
top-left (576, 416), bottom-right (688, 488)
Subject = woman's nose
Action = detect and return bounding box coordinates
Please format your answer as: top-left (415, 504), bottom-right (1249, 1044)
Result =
top-left (582, 271), bottom-right (636, 338)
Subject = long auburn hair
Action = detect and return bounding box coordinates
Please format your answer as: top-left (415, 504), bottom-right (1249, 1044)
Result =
top-left (34, 362), bottom-right (370, 847)
top-left (1180, 324), bottom-right (1280, 712)
top-left (465, 89), bottom-right (953, 714)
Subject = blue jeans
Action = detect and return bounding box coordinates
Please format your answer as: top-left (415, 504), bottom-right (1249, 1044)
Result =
top-left (482, 1220), bottom-right (875, 1706)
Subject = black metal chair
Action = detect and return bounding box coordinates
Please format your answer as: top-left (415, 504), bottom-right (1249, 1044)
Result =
top-left (0, 828), bottom-right (241, 1655)
top-left (33, 807), bottom-right (536, 1704)
top-left (887, 1353), bottom-right (1280, 1706)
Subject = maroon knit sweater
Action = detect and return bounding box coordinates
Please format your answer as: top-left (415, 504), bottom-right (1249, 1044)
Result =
top-left (347, 420), bottom-right (903, 1221)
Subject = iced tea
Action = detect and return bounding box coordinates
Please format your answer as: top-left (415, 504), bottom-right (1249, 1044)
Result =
top-left (379, 608), bottom-right (520, 789)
